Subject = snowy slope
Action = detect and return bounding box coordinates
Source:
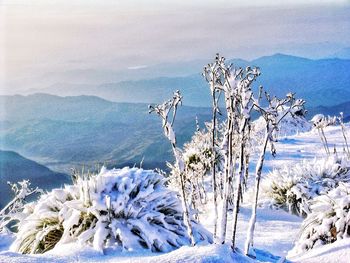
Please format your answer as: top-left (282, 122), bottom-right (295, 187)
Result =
top-left (263, 124), bottom-right (349, 172)
top-left (1, 124), bottom-right (349, 262)
top-left (289, 238), bottom-right (350, 263)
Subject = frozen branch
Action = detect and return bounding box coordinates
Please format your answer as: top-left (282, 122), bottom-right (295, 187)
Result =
top-left (149, 91), bottom-right (195, 246)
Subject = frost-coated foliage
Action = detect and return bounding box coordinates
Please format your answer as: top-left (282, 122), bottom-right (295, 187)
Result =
top-left (149, 90), bottom-right (196, 245)
top-left (168, 123), bottom-right (224, 218)
top-left (263, 155), bottom-right (350, 216)
top-left (310, 114), bottom-right (337, 155)
top-left (201, 54), bottom-right (306, 249)
top-left (182, 125), bottom-right (214, 176)
top-left (311, 114), bottom-right (337, 129)
top-left (168, 129), bottom-right (211, 206)
top-left (290, 183), bottom-right (350, 256)
top-left (0, 180), bottom-right (41, 231)
top-left (11, 167), bottom-right (212, 254)
top-left (253, 111), bottom-right (311, 139)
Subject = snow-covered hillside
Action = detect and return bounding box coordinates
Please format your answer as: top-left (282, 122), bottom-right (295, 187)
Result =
top-left (253, 113), bottom-right (312, 139)
top-left (1, 124), bottom-right (350, 262)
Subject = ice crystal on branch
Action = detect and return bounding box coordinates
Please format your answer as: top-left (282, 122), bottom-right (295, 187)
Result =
top-left (149, 91), bottom-right (197, 245)
top-left (0, 180), bottom-right (42, 231)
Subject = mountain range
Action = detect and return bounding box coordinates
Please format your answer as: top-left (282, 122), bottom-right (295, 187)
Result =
top-left (1, 53), bottom-right (350, 192)
top-left (329, 47), bottom-right (350, 59)
top-left (0, 94), bottom-right (214, 173)
top-left (24, 54), bottom-right (350, 108)
top-left (2, 93), bottom-right (350, 176)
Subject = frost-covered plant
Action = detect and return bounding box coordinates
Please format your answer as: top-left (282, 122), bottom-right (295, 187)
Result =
top-left (338, 112), bottom-right (350, 157)
top-left (203, 59), bottom-right (225, 239)
top-left (0, 180), bottom-right (42, 231)
top-left (149, 90), bottom-right (196, 245)
top-left (168, 123), bottom-right (223, 220)
top-left (11, 167), bottom-right (212, 254)
top-left (252, 108), bottom-right (311, 138)
top-left (201, 54), bottom-right (304, 250)
top-left (183, 127), bottom-right (213, 176)
top-left (290, 183), bottom-right (350, 256)
top-left (311, 114), bottom-right (337, 128)
top-left (311, 114), bottom-right (337, 155)
top-left (244, 92), bottom-right (305, 256)
top-left (263, 155), bottom-right (350, 217)
top-left (203, 55), bottom-right (262, 246)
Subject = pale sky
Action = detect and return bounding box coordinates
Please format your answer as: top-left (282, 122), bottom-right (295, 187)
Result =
top-left (1, 0), bottom-right (350, 93)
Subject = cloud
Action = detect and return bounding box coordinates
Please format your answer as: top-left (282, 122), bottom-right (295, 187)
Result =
top-left (127, 65), bottom-right (148, 70)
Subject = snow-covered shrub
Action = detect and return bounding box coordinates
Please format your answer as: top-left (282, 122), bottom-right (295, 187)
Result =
top-left (311, 114), bottom-right (337, 129)
top-left (253, 111), bottom-right (311, 139)
top-left (11, 167), bottom-right (212, 254)
top-left (311, 114), bottom-right (338, 155)
top-left (263, 155), bottom-right (350, 216)
top-left (168, 123), bottom-right (224, 219)
top-left (202, 54), bottom-right (307, 248)
top-left (183, 125), bottom-right (213, 176)
top-left (289, 183), bottom-right (350, 256)
top-left (168, 130), bottom-right (211, 207)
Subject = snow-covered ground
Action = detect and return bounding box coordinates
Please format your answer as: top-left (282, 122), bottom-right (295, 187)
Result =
top-left (289, 238), bottom-right (350, 263)
top-left (0, 240), bottom-right (254, 263)
top-left (201, 203), bottom-right (302, 259)
top-left (1, 124), bottom-right (349, 262)
top-left (264, 124), bottom-right (348, 171)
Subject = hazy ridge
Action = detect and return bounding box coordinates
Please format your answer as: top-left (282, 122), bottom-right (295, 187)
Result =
top-left (23, 54), bottom-right (350, 108)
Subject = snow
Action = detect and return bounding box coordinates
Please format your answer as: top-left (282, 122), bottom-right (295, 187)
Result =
top-left (289, 238), bottom-right (350, 263)
top-left (0, 206), bottom-right (298, 262)
top-left (253, 114), bottom-right (311, 140)
top-left (203, 204), bottom-right (302, 258)
top-left (0, 229), bottom-right (15, 252)
top-left (262, 124), bottom-right (350, 172)
top-left (0, 241), bottom-right (254, 263)
top-left (1, 124), bottom-right (350, 262)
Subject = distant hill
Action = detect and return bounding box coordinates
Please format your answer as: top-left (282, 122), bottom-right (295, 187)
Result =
top-left (27, 75), bottom-right (211, 108)
top-left (307, 100), bottom-right (350, 120)
top-left (0, 93), bottom-right (145, 123)
top-left (26, 54), bottom-right (350, 108)
top-left (230, 54), bottom-right (350, 108)
top-left (0, 94), bottom-right (214, 173)
top-left (0, 150), bottom-right (70, 208)
top-left (2, 93), bottom-right (350, 176)
top-left (328, 47), bottom-right (350, 59)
